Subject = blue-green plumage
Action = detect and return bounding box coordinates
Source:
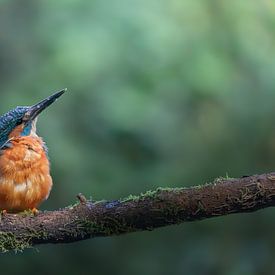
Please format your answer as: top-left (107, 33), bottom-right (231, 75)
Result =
top-left (0, 106), bottom-right (29, 148)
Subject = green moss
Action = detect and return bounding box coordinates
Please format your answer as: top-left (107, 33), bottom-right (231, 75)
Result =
top-left (156, 187), bottom-right (186, 192)
top-left (119, 177), bottom-right (239, 205)
top-left (214, 174), bottom-right (235, 184)
top-left (76, 218), bottom-right (134, 236)
top-left (0, 232), bottom-right (31, 253)
top-left (120, 194), bottom-right (139, 203)
top-left (17, 210), bottom-right (37, 217)
top-left (93, 200), bottom-right (107, 205)
top-left (120, 187), bottom-right (187, 203)
top-left (0, 225), bottom-right (50, 253)
top-left (66, 202), bottom-right (79, 210)
top-left (120, 190), bottom-right (156, 203)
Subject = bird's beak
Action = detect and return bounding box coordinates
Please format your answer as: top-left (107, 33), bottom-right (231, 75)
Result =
top-left (26, 89), bottom-right (67, 121)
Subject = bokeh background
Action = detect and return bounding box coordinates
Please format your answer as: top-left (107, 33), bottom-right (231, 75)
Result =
top-left (0, 0), bottom-right (275, 274)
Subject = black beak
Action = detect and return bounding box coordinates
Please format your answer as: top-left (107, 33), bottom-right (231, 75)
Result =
top-left (27, 89), bottom-right (67, 121)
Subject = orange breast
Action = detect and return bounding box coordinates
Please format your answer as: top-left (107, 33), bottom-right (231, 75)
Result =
top-left (0, 136), bottom-right (52, 212)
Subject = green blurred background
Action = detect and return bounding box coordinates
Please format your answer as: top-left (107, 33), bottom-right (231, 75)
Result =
top-left (1, 0), bottom-right (275, 274)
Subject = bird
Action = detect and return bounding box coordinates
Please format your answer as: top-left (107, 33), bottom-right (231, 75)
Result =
top-left (0, 89), bottom-right (66, 213)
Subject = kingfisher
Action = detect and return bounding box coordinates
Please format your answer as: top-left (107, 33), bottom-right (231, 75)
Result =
top-left (0, 89), bottom-right (66, 213)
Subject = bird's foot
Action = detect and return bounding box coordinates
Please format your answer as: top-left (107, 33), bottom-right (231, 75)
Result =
top-left (31, 208), bottom-right (39, 215)
top-left (0, 210), bottom-right (7, 221)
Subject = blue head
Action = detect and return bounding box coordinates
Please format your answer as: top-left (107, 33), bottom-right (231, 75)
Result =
top-left (0, 89), bottom-right (66, 148)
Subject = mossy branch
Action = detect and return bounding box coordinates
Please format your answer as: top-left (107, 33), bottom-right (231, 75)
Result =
top-left (1, 172), bottom-right (275, 252)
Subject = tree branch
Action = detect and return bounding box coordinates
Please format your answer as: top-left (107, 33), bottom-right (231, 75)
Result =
top-left (1, 172), bottom-right (275, 252)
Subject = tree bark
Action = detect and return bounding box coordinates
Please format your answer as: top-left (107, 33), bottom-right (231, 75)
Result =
top-left (1, 172), bottom-right (275, 252)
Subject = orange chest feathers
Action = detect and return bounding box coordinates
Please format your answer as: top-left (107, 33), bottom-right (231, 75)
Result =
top-left (0, 136), bottom-right (52, 212)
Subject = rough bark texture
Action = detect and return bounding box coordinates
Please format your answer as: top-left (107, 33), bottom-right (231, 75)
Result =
top-left (1, 172), bottom-right (275, 252)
